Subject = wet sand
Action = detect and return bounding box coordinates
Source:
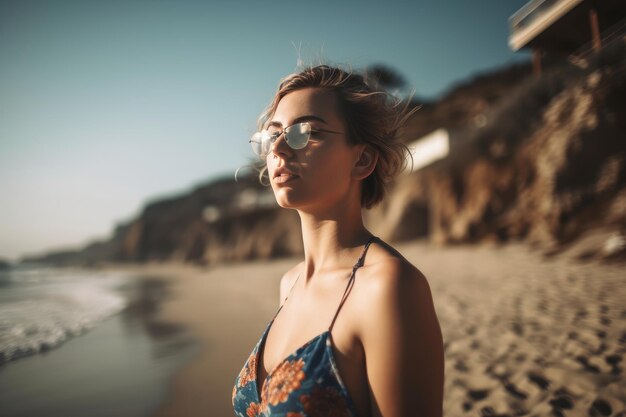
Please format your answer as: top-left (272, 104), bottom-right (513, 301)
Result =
top-left (0, 274), bottom-right (198, 417)
top-left (137, 241), bottom-right (625, 417)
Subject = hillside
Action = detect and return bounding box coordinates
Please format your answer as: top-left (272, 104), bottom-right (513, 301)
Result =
top-left (371, 40), bottom-right (626, 261)
top-left (22, 40), bottom-right (626, 266)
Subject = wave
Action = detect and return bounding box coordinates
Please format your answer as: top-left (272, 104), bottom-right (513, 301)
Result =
top-left (0, 271), bottom-right (129, 364)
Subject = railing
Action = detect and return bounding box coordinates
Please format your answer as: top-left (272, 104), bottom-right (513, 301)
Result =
top-left (569, 15), bottom-right (626, 63)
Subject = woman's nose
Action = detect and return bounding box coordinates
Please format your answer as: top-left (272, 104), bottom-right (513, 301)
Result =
top-left (270, 131), bottom-right (292, 158)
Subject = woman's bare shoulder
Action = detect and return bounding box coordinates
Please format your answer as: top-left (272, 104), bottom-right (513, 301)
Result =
top-left (353, 240), bottom-right (444, 416)
top-left (351, 240), bottom-right (433, 329)
top-left (358, 239), bottom-right (427, 286)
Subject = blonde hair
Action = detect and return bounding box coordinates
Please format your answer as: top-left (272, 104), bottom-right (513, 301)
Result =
top-left (257, 64), bottom-right (415, 209)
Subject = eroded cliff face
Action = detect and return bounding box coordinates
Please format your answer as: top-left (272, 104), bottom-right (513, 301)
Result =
top-left (368, 43), bottom-right (626, 261)
top-left (112, 174), bottom-right (298, 264)
top-left (23, 42), bottom-right (625, 266)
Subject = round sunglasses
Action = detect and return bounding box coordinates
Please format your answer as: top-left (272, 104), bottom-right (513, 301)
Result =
top-left (249, 122), bottom-right (344, 158)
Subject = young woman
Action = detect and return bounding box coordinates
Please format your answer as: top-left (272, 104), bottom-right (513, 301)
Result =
top-left (232, 65), bottom-right (444, 417)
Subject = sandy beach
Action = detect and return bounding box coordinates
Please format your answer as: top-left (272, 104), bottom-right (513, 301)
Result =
top-left (116, 240), bottom-right (625, 417)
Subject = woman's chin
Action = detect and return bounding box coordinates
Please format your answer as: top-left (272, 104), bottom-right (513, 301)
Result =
top-left (273, 190), bottom-right (308, 210)
top-left (275, 196), bottom-right (303, 210)
top-left (272, 184), bottom-right (348, 212)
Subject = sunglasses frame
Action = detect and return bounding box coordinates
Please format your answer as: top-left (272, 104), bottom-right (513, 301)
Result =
top-left (249, 121), bottom-right (344, 158)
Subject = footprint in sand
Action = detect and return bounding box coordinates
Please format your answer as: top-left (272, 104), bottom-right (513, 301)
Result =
top-left (575, 309), bottom-right (588, 320)
top-left (479, 404), bottom-right (529, 417)
top-left (527, 371), bottom-right (550, 390)
top-left (605, 353), bottom-right (622, 366)
top-left (454, 359), bottom-right (470, 373)
top-left (462, 401), bottom-right (473, 412)
top-left (479, 406), bottom-right (494, 416)
top-left (467, 388), bottom-right (490, 401)
top-left (511, 322), bottom-right (524, 336)
top-left (576, 355), bottom-right (601, 373)
top-left (588, 398), bottom-right (612, 417)
top-left (549, 394), bottom-right (574, 411)
top-left (503, 381), bottom-right (528, 400)
top-left (605, 352), bottom-right (623, 375)
top-left (600, 316), bottom-right (612, 326)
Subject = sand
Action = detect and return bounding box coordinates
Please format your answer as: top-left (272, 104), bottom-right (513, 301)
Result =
top-left (123, 241), bottom-right (626, 417)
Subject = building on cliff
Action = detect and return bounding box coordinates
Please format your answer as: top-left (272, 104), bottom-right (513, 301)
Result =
top-left (405, 128), bottom-right (450, 173)
top-left (509, 0), bottom-right (626, 74)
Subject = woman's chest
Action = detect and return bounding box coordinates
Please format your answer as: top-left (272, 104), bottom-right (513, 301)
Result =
top-left (259, 287), bottom-right (371, 416)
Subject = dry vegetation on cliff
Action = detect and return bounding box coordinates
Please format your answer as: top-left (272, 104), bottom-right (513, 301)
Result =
top-left (368, 40), bottom-right (626, 262)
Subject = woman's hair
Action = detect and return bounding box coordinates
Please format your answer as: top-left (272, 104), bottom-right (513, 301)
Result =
top-left (257, 64), bottom-right (415, 209)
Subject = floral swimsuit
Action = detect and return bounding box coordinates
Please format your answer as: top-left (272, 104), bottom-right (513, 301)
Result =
top-left (232, 237), bottom-right (377, 417)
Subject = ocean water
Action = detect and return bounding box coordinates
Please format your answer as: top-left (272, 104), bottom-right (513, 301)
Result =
top-left (0, 266), bottom-right (128, 363)
top-left (0, 265), bottom-right (198, 417)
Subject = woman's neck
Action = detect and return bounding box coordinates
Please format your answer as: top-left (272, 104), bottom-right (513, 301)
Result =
top-left (297, 202), bottom-right (372, 285)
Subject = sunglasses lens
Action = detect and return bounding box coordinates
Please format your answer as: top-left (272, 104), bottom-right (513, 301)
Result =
top-left (286, 123), bottom-right (310, 149)
top-left (262, 130), bottom-right (276, 156)
top-left (250, 132), bottom-right (264, 157)
top-left (250, 123), bottom-right (311, 156)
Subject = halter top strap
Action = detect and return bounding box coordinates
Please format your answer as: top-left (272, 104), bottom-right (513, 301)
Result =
top-left (328, 235), bottom-right (377, 332)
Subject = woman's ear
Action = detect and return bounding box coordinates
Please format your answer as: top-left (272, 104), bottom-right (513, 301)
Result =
top-left (352, 145), bottom-right (378, 180)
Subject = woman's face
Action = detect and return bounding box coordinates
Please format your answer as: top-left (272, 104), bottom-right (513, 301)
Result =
top-left (265, 87), bottom-right (362, 211)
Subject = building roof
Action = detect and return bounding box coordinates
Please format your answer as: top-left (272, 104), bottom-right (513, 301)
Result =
top-left (509, 0), bottom-right (626, 53)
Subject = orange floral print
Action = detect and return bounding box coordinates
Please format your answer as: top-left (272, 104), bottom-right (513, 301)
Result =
top-left (238, 352), bottom-right (257, 387)
top-left (232, 383), bottom-right (237, 404)
top-left (286, 413), bottom-right (305, 417)
top-left (246, 402), bottom-right (262, 417)
top-left (260, 395), bottom-right (268, 413)
top-left (262, 358), bottom-right (306, 407)
top-left (299, 386), bottom-right (351, 417)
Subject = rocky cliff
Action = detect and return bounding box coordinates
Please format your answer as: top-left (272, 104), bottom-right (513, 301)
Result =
top-left (369, 40), bottom-right (626, 261)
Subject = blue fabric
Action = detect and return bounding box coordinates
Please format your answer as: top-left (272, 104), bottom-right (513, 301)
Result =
top-left (232, 317), bottom-right (360, 417)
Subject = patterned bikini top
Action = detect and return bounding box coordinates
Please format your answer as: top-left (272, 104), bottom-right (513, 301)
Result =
top-left (232, 237), bottom-right (377, 417)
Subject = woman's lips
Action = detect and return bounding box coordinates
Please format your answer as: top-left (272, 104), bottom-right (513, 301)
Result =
top-left (273, 173), bottom-right (299, 184)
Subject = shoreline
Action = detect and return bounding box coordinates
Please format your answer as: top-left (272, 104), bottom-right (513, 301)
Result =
top-left (0, 267), bottom-right (199, 417)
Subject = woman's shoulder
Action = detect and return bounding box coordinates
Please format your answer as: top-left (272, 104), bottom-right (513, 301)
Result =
top-left (352, 239), bottom-right (440, 351)
top-left (353, 240), bottom-right (444, 417)
top-left (359, 239), bottom-right (427, 287)
top-left (351, 239), bottom-right (434, 324)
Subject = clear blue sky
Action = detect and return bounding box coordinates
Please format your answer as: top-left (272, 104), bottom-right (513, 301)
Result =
top-left (0, 0), bottom-right (528, 261)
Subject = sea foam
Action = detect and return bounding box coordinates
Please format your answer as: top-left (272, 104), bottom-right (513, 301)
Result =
top-left (0, 268), bottom-right (128, 363)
